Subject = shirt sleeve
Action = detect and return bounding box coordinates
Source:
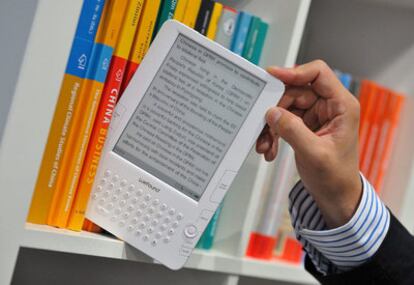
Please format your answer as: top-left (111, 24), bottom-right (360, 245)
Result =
top-left (288, 174), bottom-right (390, 275)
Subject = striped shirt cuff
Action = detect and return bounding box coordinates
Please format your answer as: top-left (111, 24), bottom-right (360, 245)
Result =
top-left (288, 174), bottom-right (390, 275)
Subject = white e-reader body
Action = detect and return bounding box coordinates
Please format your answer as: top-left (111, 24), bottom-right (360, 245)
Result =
top-left (86, 20), bottom-right (284, 270)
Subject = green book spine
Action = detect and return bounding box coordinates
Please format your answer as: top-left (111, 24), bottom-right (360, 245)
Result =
top-left (154, 0), bottom-right (178, 34)
top-left (197, 203), bottom-right (223, 249)
top-left (242, 17), bottom-right (268, 65)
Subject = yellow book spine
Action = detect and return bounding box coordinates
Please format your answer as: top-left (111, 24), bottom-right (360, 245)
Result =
top-left (182, 0), bottom-right (202, 28)
top-left (206, 2), bottom-right (223, 40)
top-left (66, 0), bottom-right (130, 231)
top-left (173, 0), bottom-right (189, 22)
top-left (129, 0), bottom-right (162, 65)
top-left (27, 74), bottom-right (82, 224)
top-left (115, 0), bottom-right (145, 59)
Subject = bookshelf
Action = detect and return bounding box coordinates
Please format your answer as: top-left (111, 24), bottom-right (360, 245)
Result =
top-left (0, 0), bottom-right (315, 284)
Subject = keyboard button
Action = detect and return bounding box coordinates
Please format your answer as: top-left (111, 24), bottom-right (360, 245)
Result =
top-left (110, 216), bottom-right (117, 222)
top-left (140, 202), bottom-right (147, 209)
top-left (111, 195), bottom-right (119, 202)
top-left (155, 232), bottom-right (162, 239)
top-left (151, 240), bottom-right (157, 247)
top-left (136, 209), bottom-right (143, 217)
top-left (147, 227), bottom-right (154, 234)
top-left (104, 170), bottom-right (111, 177)
top-left (107, 183), bottom-right (115, 190)
top-left (144, 194), bottom-right (151, 201)
top-left (135, 229), bottom-right (142, 236)
top-left (131, 217), bottom-right (139, 224)
top-left (172, 221), bottom-right (179, 228)
top-left (106, 203), bottom-right (114, 210)
top-left (155, 212), bottom-right (163, 218)
top-left (99, 178), bottom-right (107, 185)
top-left (114, 208), bottom-right (122, 215)
top-left (115, 188), bottom-right (122, 195)
top-left (96, 185), bottom-right (103, 192)
top-left (97, 206), bottom-right (109, 216)
top-left (128, 184), bottom-right (135, 191)
top-left (152, 199), bottom-right (160, 206)
top-left (127, 225), bottom-right (134, 231)
top-left (98, 198), bottom-right (106, 205)
top-left (151, 219), bottom-right (159, 226)
top-left (127, 205), bottom-right (134, 212)
top-left (103, 190), bottom-right (110, 197)
top-left (119, 220), bottom-right (125, 227)
top-left (123, 192), bottom-right (130, 199)
top-left (143, 235), bottom-right (149, 242)
top-left (119, 200), bottom-right (127, 207)
top-left (168, 208), bottom-right (176, 216)
top-left (143, 214), bottom-right (151, 222)
top-left (121, 212), bottom-right (130, 219)
top-left (120, 179), bottom-right (127, 187)
top-left (160, 204), bottom-right (167, 211)
top-left (138, 222), bottom-right (146, 229)
top-left (163, 237), bottom-right (170, 243)
top-left (130, 197), bottom-right (139, 204)
top-left (136, 189), bottom-right (144, 196)
top-left (148, 207), bottom-right (155, 214)
top-left (160, 224), bottom-right (168, 231)
top-left (112, 175), bottom-right (119, 182)
top-left (91, 193), bottom-right (98, 200)
top-left (176, 213), bottom-right (184, 220)
top-left (164, 216), bottom-right (171, 223)
top-left (167, 229), bottom-right (175, 236)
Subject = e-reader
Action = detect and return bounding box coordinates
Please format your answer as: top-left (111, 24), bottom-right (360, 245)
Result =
top-left (86, 20), bottom-right (284, 269)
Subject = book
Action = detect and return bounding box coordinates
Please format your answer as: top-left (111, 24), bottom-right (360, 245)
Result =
top-left (122, 0), bottom-right (162, 92)
top-left (242, 17), bottom-right (268, 65)
top-left (181, 0), bottom-right (202, 29)
top-left (214, 6), bottom-right (237, 49)
top-left (372, 92), bottom-right (404, 192)
top-left (358, 80), bottom-right (376, 163)
top-left (231, 11), bottom-right (253, 55)
top-left (27, 0), bottom-right (106, 225)
top-left (154, 0), bottom-right (178, 35)
top-left (67, 0), bottom-right (143, 231)
top-left (205, 1), bottom-right (223, 40)
top-left (194, 0), bottom-right (215, 35)
top-left (173, 0), bottom-right (189, 22)
top-left (361, 86), bottom-right (388, 177)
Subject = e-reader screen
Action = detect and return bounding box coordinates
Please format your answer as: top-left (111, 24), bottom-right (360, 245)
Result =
top-left (113, 34), bottom-right (266, 201)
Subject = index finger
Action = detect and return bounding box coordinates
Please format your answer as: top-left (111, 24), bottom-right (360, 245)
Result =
top-left (267, 60), bottom-right (345, 99)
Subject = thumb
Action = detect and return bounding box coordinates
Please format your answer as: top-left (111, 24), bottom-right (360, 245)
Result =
top-left (266, 107), bottom-right (319, 157)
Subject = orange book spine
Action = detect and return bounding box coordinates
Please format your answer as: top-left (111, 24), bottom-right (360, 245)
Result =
top-left (361, 86), bottom-right (388, 178)
top-left (373, 93), bottom-right (404, 192)
top-left (358, 81), bottom-right (377, 169)
top-left (83, 219), bottom-right (103, 233)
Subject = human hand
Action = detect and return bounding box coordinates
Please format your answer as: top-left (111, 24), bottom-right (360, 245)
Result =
top-left (256, 60), bottom-right (362, 228)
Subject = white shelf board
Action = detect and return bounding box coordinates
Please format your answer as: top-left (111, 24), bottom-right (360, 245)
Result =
top-left (23, 223), bottom-right (316, 284)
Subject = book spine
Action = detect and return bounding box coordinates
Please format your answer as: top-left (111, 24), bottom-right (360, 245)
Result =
top-left (154, 0), bottom-right (178, 34)
top-left (206, 2), bottom-right (223, 40)
top-left (27, 0), bottom-right (105, 224)
top-left (173, 0), bottom-right (189, 22)
top-left (242, 17), bottom-right (268, 65)
top-left (196, 203), bottom-right (223, 249)
top-left (122, 0), bottom-right (162, 92)
top-left (67, 0), bottom-right (130, 231)
top-left (194, 0), bottom-right (215, 35)
top-left (213, 6), bottom-right (238, 49)
top-left (361, 86), bottom-right (388, 178)
top-left (373, 93), bottom-right (404, 192)
top-left (181, 0), bottom-right (202, 29)
top-left (358, 81), bottom-right (376, 163)
top-left (230, 11), bottom-right (253, 55)
top-left (67, 0), bottom-right (143, 231)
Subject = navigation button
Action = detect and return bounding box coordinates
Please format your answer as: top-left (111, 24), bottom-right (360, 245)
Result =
top-left (179, 246), bottom-right (192, 257)
top-left (183, 225), bottom-right (198, 238)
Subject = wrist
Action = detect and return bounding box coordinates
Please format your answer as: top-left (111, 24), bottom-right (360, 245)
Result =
top-left (310, 173), bottom-right (362, 229)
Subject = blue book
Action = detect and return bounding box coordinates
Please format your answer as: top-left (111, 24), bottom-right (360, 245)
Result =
top-left (230, 11), bottom-right (253, 55)
top-left (340, 73), bottom-right (353, 90)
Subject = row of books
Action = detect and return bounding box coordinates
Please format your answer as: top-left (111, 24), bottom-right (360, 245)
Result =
top-left (27, 0), bottom-right (270, 240)
top-left (335, 70), bottom-right (405, 193)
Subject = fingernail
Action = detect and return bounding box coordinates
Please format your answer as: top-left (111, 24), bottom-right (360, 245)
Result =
top-left (272, 108), bottom-right (282, 125)
top-left (267, 66), bottom-right (281, 73)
